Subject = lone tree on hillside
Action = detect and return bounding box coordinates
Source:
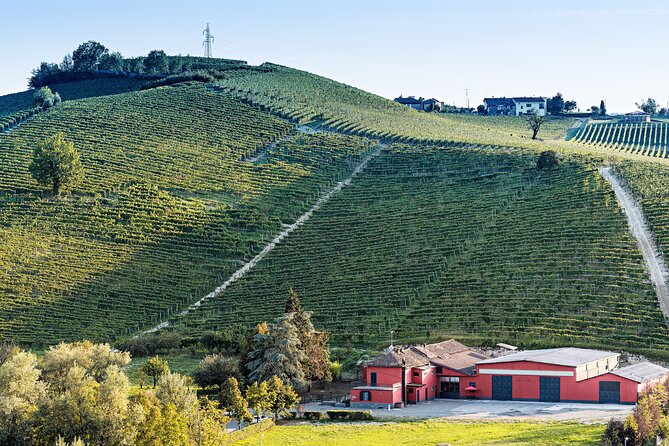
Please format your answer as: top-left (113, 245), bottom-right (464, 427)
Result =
top-left (140, 355), bottom-right (169, 388)
top-left (537, 150), bottom-right (559, 171)
top-left (29, 133), bottom-right (83, 196)
top-left (525, 112), bottom-right (546, 140)
top-left (599, 100), bottom-right (607, 116)
top-left (33, 86), bottom-right (61, 110)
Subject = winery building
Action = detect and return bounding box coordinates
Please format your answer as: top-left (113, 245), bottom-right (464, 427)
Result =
top-left (350, 340), bottom-right (669, 408)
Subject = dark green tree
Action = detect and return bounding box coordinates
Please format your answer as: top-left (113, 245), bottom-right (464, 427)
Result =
top-left (29, 133), bottom-right (83, 196)
top-left (98, 51), bottom-right (124, 71)
top-left (600, 100), bottom-right (607, 116)
top-left (564, 100), bottom-right (577, 112)
top-left (72, 41), bottom-right (109, 71)
top-left (144, 50), bottom-right (169, 74)
top-left (193, 354), bottom-right (240, 393)
top-left (140, 356), bottom-right (169, 388)
top-left (547, 92), bottom-right (565, 115)
top-left (537, 150), bottom-right (559, 171)
top-left (636, 98), bottom-right (658, 115)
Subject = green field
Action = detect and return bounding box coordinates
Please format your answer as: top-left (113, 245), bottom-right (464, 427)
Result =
top-left (237, 420), bottom-right (603, 446)
top-left (173, 144), bottom-right (669, 355)
top-left (573, 121), bottom-right (669, 158)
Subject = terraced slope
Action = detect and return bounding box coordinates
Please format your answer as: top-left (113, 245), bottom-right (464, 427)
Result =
top-left (0, 83), bottom-right (374, 344)
top-left (573, 122), bottom-right (669, 158)
top-left (173, 145), bottom-right (669, 356)
top-left (0, 77), bottom-right (146, 117)
top-left (217, 65), bottom-right (574, 148)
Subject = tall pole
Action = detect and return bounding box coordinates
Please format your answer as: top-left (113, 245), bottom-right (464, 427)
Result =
top-left (203, 23), bottom-right (214, 58)
top-left (465, 89), bottom-right (470, 110)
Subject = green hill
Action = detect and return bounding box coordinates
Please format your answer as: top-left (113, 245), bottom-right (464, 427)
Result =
top-left (1, 61), bottom-right (669, 358)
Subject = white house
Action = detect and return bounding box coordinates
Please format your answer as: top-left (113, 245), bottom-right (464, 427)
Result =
top-left (514, 97), bottom-right (547, 116)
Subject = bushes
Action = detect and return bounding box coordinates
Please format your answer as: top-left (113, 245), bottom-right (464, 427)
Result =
top-left (302, 410), bottom-right (372, 421)
top-left (227, 418), bottom-right (274, 443)
top-left (140, 71), bottom-right (218, 90)
top-left (326, 410), bottom-right (373, 421)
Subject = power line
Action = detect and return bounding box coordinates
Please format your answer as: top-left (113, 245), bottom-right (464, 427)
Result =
top-left (202, 23), bottom-right (214, 58)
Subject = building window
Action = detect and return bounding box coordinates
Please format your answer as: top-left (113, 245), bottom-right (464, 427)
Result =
top-left (413, 372), bottom-right (420, 377)
top-left (370, 372), bottom-right (377, 387)
top-left (526, 103), bottom-right (531, 107)
top-left (431, 386), bottom-right (436, 392)
top-left (469, 382), bottom-right (476, 388)
top-left (440, 377), bottom-right (460, 395)
top-left (360, 391), bottom-right (371, 401)
top-left (539, 103), bottom-right (545, 109)
top-left (408, 388), bottom-right (414, 394)
top-left (436, 367), bottom-right (443, 374)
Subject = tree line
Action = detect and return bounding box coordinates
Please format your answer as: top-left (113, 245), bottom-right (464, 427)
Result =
top-left (28, 41), bottom-right (196, 89)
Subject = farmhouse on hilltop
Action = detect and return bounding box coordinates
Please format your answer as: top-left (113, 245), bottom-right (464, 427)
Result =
top-left (483, 97), bottom-right (547, 116)
top-left (394, 96), bottom-right (442, 112)
top-left (624, 111), bottom-right (651, 123)
top-left (350, 340), bottom-right (669, 408)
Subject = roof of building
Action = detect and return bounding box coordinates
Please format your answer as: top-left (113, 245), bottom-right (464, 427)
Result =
top-left (484, 97), bottom-right (515, 107)
top-left (394, 97), bottom-right (422, 105)
top-left (611, 362), bottom-right (669, 383)
top-left (423, 98), bottom-right (441, 104)
top-left (513, 97), bottom-right (546, 103)
top-left (477, 347), bottom-right (618, 368)
top-left (625, 111), bottom-right (650, 116)
top-left (365, 339), bottom-right (489, 374)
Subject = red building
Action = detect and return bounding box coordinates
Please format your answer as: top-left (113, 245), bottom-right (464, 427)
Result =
top-left (351, 342), bottom-right (669, 408)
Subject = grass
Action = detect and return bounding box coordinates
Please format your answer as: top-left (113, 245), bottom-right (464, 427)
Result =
top-left (236, 420), bottom-right (603, 446)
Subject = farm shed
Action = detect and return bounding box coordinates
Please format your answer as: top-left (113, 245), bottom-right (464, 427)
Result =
top-left (624, 111), bottom-right (651, 123)
top-left (352, 343), bottom-right (669, 408)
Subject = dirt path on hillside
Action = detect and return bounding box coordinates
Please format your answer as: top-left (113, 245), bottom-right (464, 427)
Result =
top-left (600, 167), bottom-right (669, 322)
top-left (142, 145), bottom-right (383, 335)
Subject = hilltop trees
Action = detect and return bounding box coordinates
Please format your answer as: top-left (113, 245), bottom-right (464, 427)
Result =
top-left (547, 93), bottom-right (565, 115)
top-left (29, 133), bottom-right (83, 196)
top-left (637, 98), bottom-right (658, 115)
top-left (145, 50), bottom-right (169, 74)
top-left (72, 41), bottom-right (109, 71)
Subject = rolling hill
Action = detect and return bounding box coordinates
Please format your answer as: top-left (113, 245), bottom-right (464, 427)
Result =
top-left (2, 59), bottom-right (669, 359)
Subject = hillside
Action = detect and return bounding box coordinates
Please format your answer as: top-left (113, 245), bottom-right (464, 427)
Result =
top-left (1, 61), bottom-right (669, 359)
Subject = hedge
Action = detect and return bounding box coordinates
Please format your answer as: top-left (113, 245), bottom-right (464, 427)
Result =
top-left (326, 410), bottom-right (373, 421)
top-left (227, 418), bottom-right (274, 444)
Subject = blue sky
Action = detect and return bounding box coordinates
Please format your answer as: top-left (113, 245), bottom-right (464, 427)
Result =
top-left (2, 0), bottom-right (668, 112)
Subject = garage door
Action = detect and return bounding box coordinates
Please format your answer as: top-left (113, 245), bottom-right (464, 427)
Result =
top-left (540, 377), bottom-right (560, 402)
top-left (492, 375), bottom-right (512, 400)
top-left (599, 381), bottom-right (620, 404)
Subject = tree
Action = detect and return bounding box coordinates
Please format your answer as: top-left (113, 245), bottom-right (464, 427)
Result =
top-left (155, 372), bottom-right (198, 417)
top-left (636, 98), bottom-right (658, 115)
top-left (246, 314), bottom-right (308, 389)
top-left (284, 289), bottom-right (332, 383)
top-left (547, 92), bottom-right (565, 115)
top-left (29, 133), bottom-right (83, 196)
top-left (590, 105), bottom-right (600, 116)
top-left (219, 376), bottom-right (242, 411)
top-left (525, 112), bottom-right (546, 140)
top-left (476, 104), bottom-right (485, 114)
top-left (190, 398), bottom-right (229, 446)
top-left (599, 100), bottom-right (607, 116)
top-left (169, 55), bottom-right (185, 74)
top-left (0, 351), bottom-right (46, 446)
top-left (34, 86), bottom-right (56, 110)
top-left (144, 50), bottom-right (169, 74)
top-left (266, 375), bottom-right (299, 421)
top-left (72, 41), bottom-right (109, 71)
top-left (536, 151), bottom-right (559, 171)
top-left (564, 100), bottom-right (577, 112)
top-left (193, 354), bottom-right (240, 393)
top-left (60, 54), bottom-right (74, 71)
top-left (28, 62), bottom-right (61, 88)
top-left (99, 51), bottom-right (124, 71)
top-left (140, 356), bottom-right (169, 388)
top-left (245, 381), bottom-right (270, 422)
top-left (159, 403), bottom-right (190, 446)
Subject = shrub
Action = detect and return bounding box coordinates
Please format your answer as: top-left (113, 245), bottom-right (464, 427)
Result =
top-left (140, 71), bottom-right (217, 90)
top-left (303, 411), bottom-right (326, 421)
top-left (326, 410), bottom-right (373, 421)
top-left (537, 150), bottom-right (559, 171)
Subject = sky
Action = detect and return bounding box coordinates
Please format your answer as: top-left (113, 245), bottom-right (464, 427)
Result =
top-left (1, 0), bottom-right (669, 113)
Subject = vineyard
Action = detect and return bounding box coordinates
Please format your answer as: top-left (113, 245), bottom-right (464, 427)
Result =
top-left (172, 145), bottom-right (669, 357)
top-left (572, 121), bottom-right (669, 158)
top-left (0, 83), bottom-right (375, 343)
top-left (0, 77), bottom-right (146, 117)
top-left (217, 65), bottom-right (574, 149)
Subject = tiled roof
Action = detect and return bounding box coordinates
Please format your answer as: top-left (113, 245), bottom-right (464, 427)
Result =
top-left (484, 97), bottom-right (515, 107)
top-left (612, 362), bottom-right (669, 383)
top-left (366, 339), bottom-right (488, 374)
top-left (513, 97), bottom-right (545, 102)
top-left (477, 347), bottom-right (617, 367)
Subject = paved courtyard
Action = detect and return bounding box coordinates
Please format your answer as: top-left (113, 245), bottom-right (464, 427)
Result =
top-left (306, 399), bottom-right (634, 422)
